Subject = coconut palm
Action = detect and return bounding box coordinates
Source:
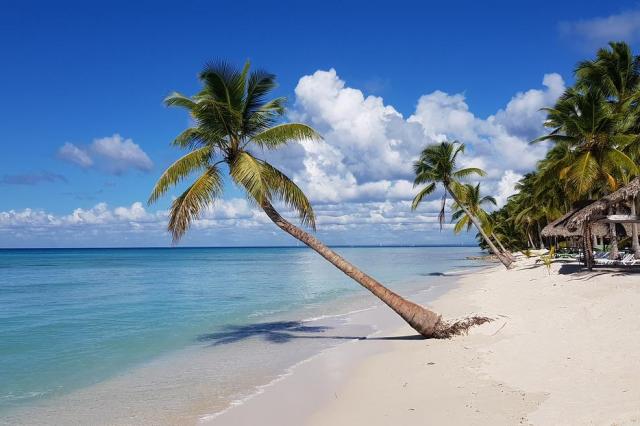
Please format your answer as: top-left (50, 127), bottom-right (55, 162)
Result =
top-left (576, 41), bottom-right (640, 258)
top-left (451, 183), bottom-right (515, 261)
top-left (451, 183), bottom-right (495, 233)
top-left (534, 88), bottom-right (638, 199)
top-left (576, 41), bottom-right (640, 109)
top-left (535, 86), bottom-right (639, 259)
top-left (411, 141), bottom-right (512, 268)
top-left (149, 60), bottom-right (473, 338)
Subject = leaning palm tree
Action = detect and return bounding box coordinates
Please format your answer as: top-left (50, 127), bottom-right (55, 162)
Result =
top-left (451, 183), bottom-right (515, 261)
top-left (149, 61), bottom-right (483, 338)
top-left (411, 141), bottom-right (513, 268)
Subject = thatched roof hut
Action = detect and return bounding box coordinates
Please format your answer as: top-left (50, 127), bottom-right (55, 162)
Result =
top-left (541, 206), bottom-right (611, 238)
top-left (567, 177), bottom-right (640, 232)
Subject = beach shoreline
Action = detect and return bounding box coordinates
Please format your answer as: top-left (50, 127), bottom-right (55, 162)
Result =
top-left (0, 248), bottom-right (483, 425)
top-left (213, 257), bottom-right (640, 425)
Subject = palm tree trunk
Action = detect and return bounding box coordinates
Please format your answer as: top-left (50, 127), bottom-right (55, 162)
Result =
top-left (492, 232), bottom-right (515, 262)
top-left (536, 222), bottom-right (544, 249)
top-left (527, 232), bottom-right (535, 249)
top-left (260, 201), bottom-right (443, 337)
top-left (631, 198), bottom-right (640, 259)
top-left (446, 186), bottom-right (512, 269)
top-left (608, 206), bottom-right (619, 260)
top-left (583, 223), bottom-right (594, 271)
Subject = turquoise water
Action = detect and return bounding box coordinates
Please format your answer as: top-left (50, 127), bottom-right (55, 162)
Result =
top-left (0, 246), bottom-right (481, 417)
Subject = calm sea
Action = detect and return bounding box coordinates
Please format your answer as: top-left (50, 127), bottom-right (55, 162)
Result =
top-left (0, 246), bottom-right (482, 422)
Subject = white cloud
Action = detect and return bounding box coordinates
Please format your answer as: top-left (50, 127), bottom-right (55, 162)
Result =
top-left (492, 73), bottom-right (566, 140)
top-left (267, 69), bottom-right (563, 211)
top-left (559, 10), bottom-right (640, 47)
top-left (7, 69), bottom-right (566, 247)
top-left (494, 170), bottom-right (524, 207)
top-left (57, 134), bottom-right (153, 174)
top-left (408, 74), bottom-right (564, 179)
top-left (58, 142), bottom-right (94, 167)
top-left (0, 197), bottom-right (461, 247)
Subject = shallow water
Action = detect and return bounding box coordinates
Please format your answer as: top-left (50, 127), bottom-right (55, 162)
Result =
top-left (0, 246), bottom-right (481, 422)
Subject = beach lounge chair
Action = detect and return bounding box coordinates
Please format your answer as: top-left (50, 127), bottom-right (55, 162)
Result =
top-left (594, 252), bottom-right (617, 265)
top-left (619, 254), bottom-right (640, 266)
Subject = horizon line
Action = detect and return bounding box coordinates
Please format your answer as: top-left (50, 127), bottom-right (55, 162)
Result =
top-left (0, 244), bottom-right (480, 250)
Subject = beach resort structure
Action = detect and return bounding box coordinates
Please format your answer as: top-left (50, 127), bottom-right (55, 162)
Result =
top-left (541, 177), bottom-right (640, 269)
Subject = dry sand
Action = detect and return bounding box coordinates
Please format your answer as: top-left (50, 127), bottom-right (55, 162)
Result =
top-left (213, 256), bottom-right (640, 426)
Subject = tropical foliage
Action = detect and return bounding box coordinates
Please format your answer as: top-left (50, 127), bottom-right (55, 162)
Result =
top-left (479, 41), bottom-right (640, 257)
top-left (411, 141), bottom-right (513, 268)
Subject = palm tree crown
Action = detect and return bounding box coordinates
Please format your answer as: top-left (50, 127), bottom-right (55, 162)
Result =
top-left (411, 141), bottom-right (485, 227)
top-left (534, 88), bottom-right (638, 198)
top-left (411, 141), bottom-right (512, 268)
top-left (148, 61), bottom-right (321, 241)
top-left (451, 183), bottom-right (496, 234)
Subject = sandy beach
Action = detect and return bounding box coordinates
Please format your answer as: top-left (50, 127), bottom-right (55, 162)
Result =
top-left (213, 256), bottom-right (640, 425)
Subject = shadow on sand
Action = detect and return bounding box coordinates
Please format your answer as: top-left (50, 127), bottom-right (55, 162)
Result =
top-left (197, 320), bottom-right (424, 346)
top-left (557, 263), bottom-right (640, 279)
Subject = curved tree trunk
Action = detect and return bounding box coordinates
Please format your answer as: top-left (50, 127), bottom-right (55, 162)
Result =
top-left (446, 186), bottom-right (512, 269)
top-left (608, 206), bottom-right (619, 260)
top-left (492, 232), bottom-right (515, 262)
top-left (631, 198), bottom-right (640, 259)
top-left (527, 232), bottom-right (535, 250)
top-left (260, 201), bottom-right (443, 337)
top-left (536, 222), bottom-right (544, 250)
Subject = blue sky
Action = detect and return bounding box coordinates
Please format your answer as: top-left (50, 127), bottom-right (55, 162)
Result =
top-left (1, 0), bottom-right (639, 247)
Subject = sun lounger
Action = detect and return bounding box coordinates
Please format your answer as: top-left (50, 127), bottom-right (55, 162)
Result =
top-left (619, 254), bottom-right (640, 266)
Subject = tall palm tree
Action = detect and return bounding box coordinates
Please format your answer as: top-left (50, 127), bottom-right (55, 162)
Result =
top-left (411, 141), bottom-right (513, 268)
top-left (535, 88), bottom-right (637, 199)
top-left (535, 88), bottom-right (638, 259)
top-left (576, 41), bottom-right (640, 258)
top-left (451, 183), bottom-right (515, 261)
top-left (575, 41), bottom-right (640, 109)
top-left (149, 61), bottom-right (466, 338)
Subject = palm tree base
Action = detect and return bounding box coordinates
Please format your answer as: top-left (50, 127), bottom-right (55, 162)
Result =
top-left (430, 316), bottom-right (493, 339)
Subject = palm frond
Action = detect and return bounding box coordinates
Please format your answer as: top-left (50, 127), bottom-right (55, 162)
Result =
top-left (411, 183), bottom-right (436, 210)
top-left (168, 166), bottom-right (223, 242)
top-left (148, 146), bottom-right (212, 204)
top-left (164, 92), bottom-right (197, 110)
top-left (261, 161), bottom-right (316, 229)
top-left (452, 167), bottom-right (486, 179)
top-left (252, 123), bottom-right (322, 149)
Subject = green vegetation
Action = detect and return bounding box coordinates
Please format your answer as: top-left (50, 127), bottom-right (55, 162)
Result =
top-left (540, 247), bottom-right (556, 276)
top-left (411, 142), bottom-right (513, 268)
top-left (475, 42), bottom-right (640, 257)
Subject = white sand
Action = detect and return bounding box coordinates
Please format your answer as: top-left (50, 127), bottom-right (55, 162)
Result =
top-left (213, 257), bottom-right (640, 425)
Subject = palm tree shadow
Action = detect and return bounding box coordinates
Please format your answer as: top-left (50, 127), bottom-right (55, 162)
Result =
top-left (197, 321), bottom-right (425, 346)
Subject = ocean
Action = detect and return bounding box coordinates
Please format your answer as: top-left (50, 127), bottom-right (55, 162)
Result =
top-left (0, 246), bottom-right (483, 423)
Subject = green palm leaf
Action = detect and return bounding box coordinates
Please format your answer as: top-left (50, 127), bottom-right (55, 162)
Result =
top-left (148, 146), bottom-right (212, 204)
top-left (252, 123), bottom-right (322, 149)
top-left (168, 166), bottom-right (223, 242)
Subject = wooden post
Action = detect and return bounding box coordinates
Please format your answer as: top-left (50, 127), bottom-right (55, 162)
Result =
top-left (583, 223), bottom-right (594, 271)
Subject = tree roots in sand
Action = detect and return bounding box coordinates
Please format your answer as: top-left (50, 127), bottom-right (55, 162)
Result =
top-left (432, 316), bottom-right (493, 339)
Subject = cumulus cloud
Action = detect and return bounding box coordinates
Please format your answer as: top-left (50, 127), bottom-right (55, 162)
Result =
top-left (0, 171), bottom-right (67, 185)
top-left (6, 69), bottom-right (565, 247)
top-left (0, 197), bottom-right (460, 247)
top-left (57, 134), bottom-right (153, 175)
top-left (559, 9), bottom-right (640, 48)
top-left (267, 69), bottom-right (563, 213)
top-left (494, 170), bottom-right (524, 207)
top-left (58, 142), bottom-right (93, 167)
